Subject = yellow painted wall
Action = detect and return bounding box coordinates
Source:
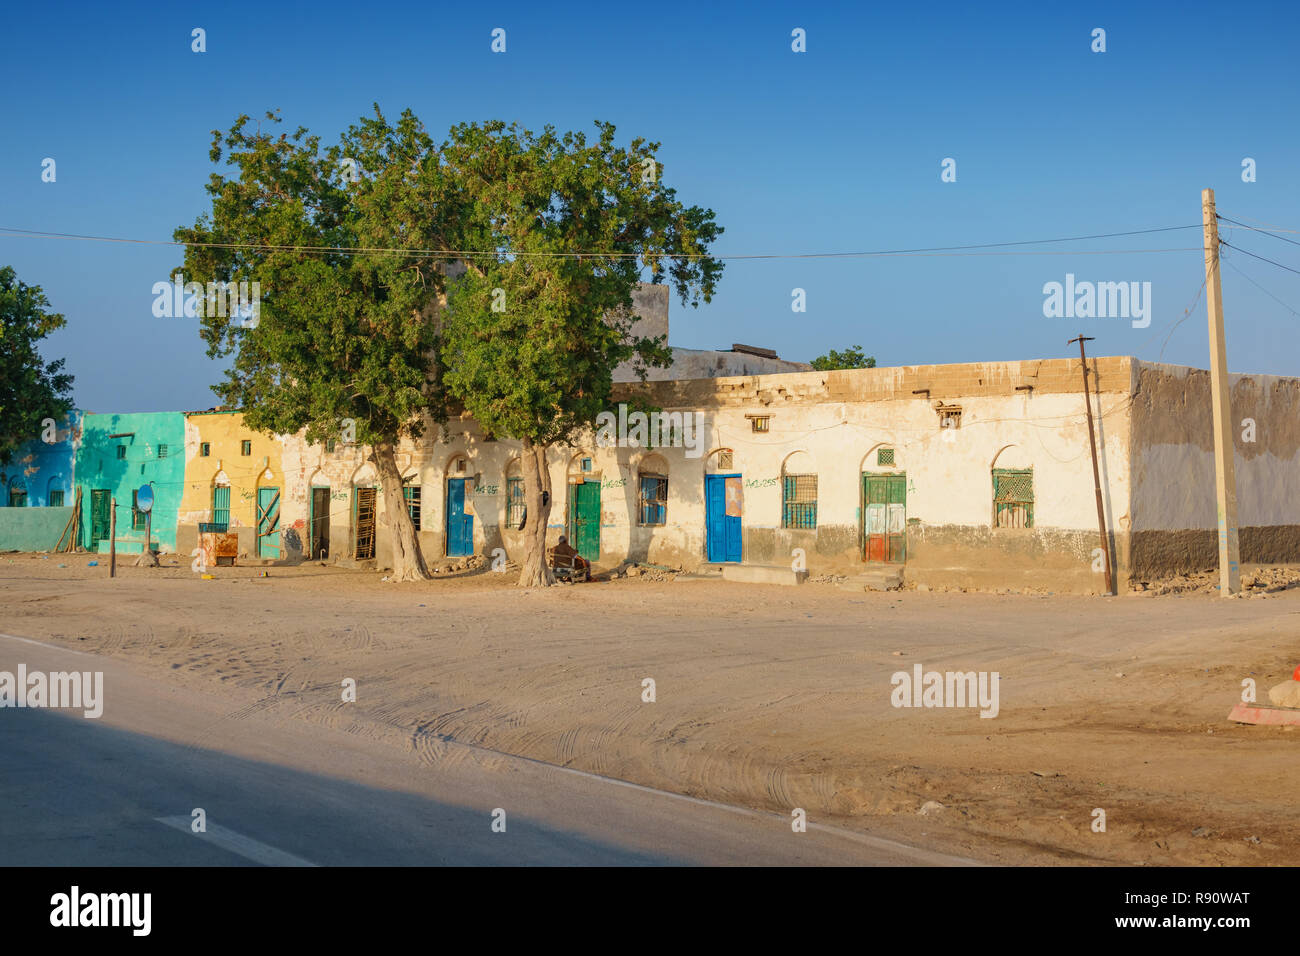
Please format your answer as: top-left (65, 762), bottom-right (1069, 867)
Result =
top-left (179, 411), bottom-right (286, 557)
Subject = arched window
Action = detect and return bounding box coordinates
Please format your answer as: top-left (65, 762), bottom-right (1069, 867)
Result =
top-left (505, 459), bottom-right (525, 529)
top-left (7, 476), bottom-right (26, 508)
top-left (781, 452), bottom-right (818, 530)
top-left (638, 454), bottom-right (669, 526)
top-left (991, 446), bottom-right (1034, 528)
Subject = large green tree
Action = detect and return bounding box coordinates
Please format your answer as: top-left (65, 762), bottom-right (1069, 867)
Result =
top-left (439, 121), bottom-right (723, 586)
top-left (177, 108), bottom-right (458, 580)
top-left (0, 266), bottom-right (74, 465)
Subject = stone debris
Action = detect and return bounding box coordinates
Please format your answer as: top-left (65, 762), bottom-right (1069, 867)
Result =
top-left (1267, 680), bottom-right (1300, 709)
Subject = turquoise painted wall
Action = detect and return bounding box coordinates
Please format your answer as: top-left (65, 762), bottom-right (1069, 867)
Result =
top-left (0, 507), bottom-right (75, 551)
top-left (0, 411), bottom-right (80, 508)
top-left (75, 412), bottom-right (186, 552)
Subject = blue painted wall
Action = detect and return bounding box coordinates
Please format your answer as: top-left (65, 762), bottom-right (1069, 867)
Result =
top-left (0, 411), bottom-right (80, 508)
top-left (75, 412), bottom-right (186, 552)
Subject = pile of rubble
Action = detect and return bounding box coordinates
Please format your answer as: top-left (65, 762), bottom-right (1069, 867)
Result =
top-left (433, 553), bottom-right (490, 575)
top-left (1130, 565), bottom-right (1300, 596)
top-left (612, 562), bottom-right (682, 582)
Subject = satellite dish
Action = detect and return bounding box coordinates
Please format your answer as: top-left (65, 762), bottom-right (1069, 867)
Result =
top-left (136, 484), bottom-right (154, 513)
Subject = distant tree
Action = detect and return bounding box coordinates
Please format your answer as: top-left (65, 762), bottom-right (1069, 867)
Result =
top-left (439, 120), bottom-right (723, 587)
top-left (0, 266), bottom-right (74, 465)
top-left (810, 345), bottom-right (876, 370)
top-left (176, 107), bottom-right (458, 580)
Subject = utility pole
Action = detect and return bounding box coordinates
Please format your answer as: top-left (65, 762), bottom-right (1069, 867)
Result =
top-left (1069, 335), bottom-right (1114, 595)
top-left (1202, 188), bottom-right (1241, 596)
top-left (109, 496), bottom-right (117, 579)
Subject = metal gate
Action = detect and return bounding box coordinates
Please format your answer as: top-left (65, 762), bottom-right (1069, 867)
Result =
top-left (354, 487), bottom-right (377, 560)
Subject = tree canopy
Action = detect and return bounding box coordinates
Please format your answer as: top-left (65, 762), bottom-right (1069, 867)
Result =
top-left (438, 120), bottom-right (724, 584)
top-left (0, 265), bottom-right (74, 465)
top-left (810, 345), bottom-right (876, 370)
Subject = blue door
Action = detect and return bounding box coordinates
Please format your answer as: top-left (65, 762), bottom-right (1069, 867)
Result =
top-left (705, 474), bottom-right (742, 563)
top-left (446, 478), bottom-right (473, 556)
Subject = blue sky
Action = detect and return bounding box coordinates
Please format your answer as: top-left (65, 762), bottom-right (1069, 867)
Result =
top-left (2, 0), bottom-right (1297, 413)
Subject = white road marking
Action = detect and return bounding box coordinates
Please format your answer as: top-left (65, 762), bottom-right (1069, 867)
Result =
top-left (154, 817), bottom-right (318, 867)
top-left (0, 632), bottom-right (102, 659)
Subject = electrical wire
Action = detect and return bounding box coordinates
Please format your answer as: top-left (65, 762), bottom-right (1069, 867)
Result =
top-left (0, 223), bottom-right (1203, 262)
top-left (1218, 239), bottom-right (1300, 277)
top-left (1218, 215), bottom-right (1300, 249)
top-left (1223, 258), bottom-right (1300, 319)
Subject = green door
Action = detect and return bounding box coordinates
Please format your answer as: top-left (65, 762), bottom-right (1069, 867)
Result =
top-left (257, 486), bottom-right (281, 558)
top-left (568, 480), bottom-right (601, 562)
top-left (90, 489), bottom-right (111, 549)
top-left (863, 474), bottom-right (906, 563)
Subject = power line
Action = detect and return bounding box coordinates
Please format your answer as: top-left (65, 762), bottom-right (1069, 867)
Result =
top-left (1218, 214), bottom-right (1300, 249)
top-left (1223, 257), bottom-right (1300, 320)
top-left (1216, 212), bottom-right (1300, 234)
top-left (1219, 239), bottom-right (1300, 278)
top-left (0, 223), bottom-right (1202, 262)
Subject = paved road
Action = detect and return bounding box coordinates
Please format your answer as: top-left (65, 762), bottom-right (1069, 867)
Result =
top-left (0, 633), bottom-right (975, 866)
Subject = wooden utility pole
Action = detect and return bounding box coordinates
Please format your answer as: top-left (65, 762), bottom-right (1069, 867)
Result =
top-left (109, 496), bottom-right (117, 579)
top-left (1069, 335), bottom-right (1114, 595)
top-left (1202, 188), bottom-right (1241, 596)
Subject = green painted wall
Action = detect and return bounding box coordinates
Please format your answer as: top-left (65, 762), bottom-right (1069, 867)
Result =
top-left (0, 507), bottom-right (74, 551)
top-left (75, 412), bottom-right (186, 552)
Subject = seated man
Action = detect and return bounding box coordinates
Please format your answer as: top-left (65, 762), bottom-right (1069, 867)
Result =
top-left (551, 535), bottom-right (590, 577)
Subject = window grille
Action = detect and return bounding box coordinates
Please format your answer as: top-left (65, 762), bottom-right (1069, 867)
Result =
top-left (404, 483), bottom-right (422, 532)
top-left (782, 474), bottom-right (818, 529)
top-left (993, 468), bottom-right (1034, 528)
top-left (506, 477), bottom-right (525, 529)
top-left (877, 448), bottom-right (895, 466)
top-left (638, 475), bottom-right (668, 525)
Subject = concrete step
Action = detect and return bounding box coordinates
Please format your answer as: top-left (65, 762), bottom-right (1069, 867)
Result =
top-left (721, 564), bottom-right (808, 587)
top-left (837, 567), bottom-right (905, 592)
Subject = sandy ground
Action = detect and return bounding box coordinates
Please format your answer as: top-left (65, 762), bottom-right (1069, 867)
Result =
top-left (2, 550), bottom-right (1297, 866)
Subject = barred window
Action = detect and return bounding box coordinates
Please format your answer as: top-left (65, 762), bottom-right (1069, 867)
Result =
top-left (403, 482), bottom-right (421, 532)
top-left (200, 442), bottom-right (211, 457)
top-left (506, 476), bottom-right (525, 529)
top-left (49, 489), bottom-right (64, 507)
top-left (782, 474), bottom-right (818, 529)
top-left (639, 475), bottom-right (668, 525)
top-left (877, 447), bottom-right (895, 466)
top-left (241, 440), bottom-right (251, 456)
top-left (993, 468), bottom-right (1034, 528)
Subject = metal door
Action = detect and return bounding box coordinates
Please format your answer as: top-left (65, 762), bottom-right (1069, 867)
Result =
top-left (446, 478), bottom-right (473, 556)
top-left (567, 480), bottom-right (601, 562)
top-left (864, 474), bottom-right (906, 563)
top-left (705, 474), bottom-right (742, 563)
top-left (257, 487), bottom-right (281, 558)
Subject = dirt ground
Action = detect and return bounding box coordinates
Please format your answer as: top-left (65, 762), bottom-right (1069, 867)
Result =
top-left (2, 550), bottom-right (1297, 866)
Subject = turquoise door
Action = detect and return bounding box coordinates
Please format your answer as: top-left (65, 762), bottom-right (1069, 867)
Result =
top-left (705, 474), bottom-right (742, 563)
top-left (446, 478), bottom-right (473, 556)
top-left (257, 486), bottom-right (281, 558)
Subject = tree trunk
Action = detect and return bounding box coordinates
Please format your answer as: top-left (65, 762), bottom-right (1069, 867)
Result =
top-left (372, 440), bottom-right (431, 581)
top-left (517, 439), bottom-right (556, 587)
